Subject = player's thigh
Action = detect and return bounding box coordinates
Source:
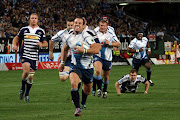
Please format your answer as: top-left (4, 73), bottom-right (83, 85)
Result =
top-left (94, 61), bottom-right (103, 75)
top-left (22, 62), bottom-right (30, 73)
top-left (83, 83), bottom-right (93, 95)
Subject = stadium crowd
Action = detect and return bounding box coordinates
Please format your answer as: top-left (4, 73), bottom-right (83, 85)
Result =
top-left (1, 0), bottom-right (178, 39)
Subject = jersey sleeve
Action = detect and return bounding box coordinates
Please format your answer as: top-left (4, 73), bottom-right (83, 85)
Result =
top-left (128, 38), bottom-right (136, 49)
top-left (117, 74), bottom-right (129, 84)
top-left (138, 75), bottom-right (147, 84)
top-left (51, 30), bottom-right (65, 43)
top-left (17, 28), bottom-right (25, 39)
top-left (41, 29), bottom-right (46, 42)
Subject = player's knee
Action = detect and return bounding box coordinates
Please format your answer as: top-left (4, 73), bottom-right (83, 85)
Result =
top-left (95, 70), bottom-right (101, 76)
top-left (84, 89), bottom-right (91, 95)
top-left (24, 70), bottom-right (30, 76)
top-left (71, 82), bottom-right (78, 89)
top-left (59, 76), bottom-right (68, 82)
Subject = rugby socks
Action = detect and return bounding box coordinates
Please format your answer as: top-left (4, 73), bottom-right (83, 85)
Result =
top-left (71, 89), bottom-right (80, 108)
top-left (92, 77), bottom-right (97, 91)
top-left (81, 89), bottom-right (87, 105)
top-left (78, 82), bottom-right (81, 90)
top-left (25, 83), bottom-right (32, 96)
top-left (146, 69), bottom-right (151, 80)
top-left (94, 75), bottom-right (102, 90)
top-left (21, 78), bottom-right (28, 91)
top-left (103, 80), bottom-right (109, 92)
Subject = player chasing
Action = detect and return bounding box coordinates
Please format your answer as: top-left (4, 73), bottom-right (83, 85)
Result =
top-left (128, 31), bottom-right (154, 86)
top-left (49, 17), bottom-right (74, 82)
top-left (58, 17), bottom-right (101, 116)
top-left (12, 13), bottom-right (47, 101)
top-left (115, 69), bottom-right (150, 94)
top-left (92, 20), bottom-right (120, 98)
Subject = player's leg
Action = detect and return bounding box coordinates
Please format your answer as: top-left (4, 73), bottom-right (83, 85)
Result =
top-left (24, 60), bottom-right (37, 101)
top-left (81, 82), bottom-right (93, 109)
top-left (69, 72), bottom-right (81, 116)
top-left (19, 62), bottom-right (30, 100)
top-left (92, 60), bottom-right (103, 96)
top-left (59, 66), bottom-right (70, 82)
top-left (24, 69), bottom-right (35, 101)
top-left (102, 70), bottom-right (111, 98)
top-left (144, 61), bottom-right (154, 86)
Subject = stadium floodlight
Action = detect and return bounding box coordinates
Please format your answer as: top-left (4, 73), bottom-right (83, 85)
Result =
top-left (119, 3), bottom-right (129, 5)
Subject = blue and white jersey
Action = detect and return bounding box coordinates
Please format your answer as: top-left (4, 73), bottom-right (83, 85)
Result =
top-left (18, 26), bottom-right (46, 61)
top-left (51, 28), bottom-right (71, 48)
top-left (51, 28), bottom-right (72, 56)
top-left (94, 26), bottom-right (115, 34)
top-left (83, 26), bottom-right (100, 43)
top-left (95, 29), bottom-right (119, 61)
top-left (118, 74), bottom-right (147, 91)
top-left (129, 37), bottom-right (148, 59)
top-left (66, 31), bottom-right (96, 69)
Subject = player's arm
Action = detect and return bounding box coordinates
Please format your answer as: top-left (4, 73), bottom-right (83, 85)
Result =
top-left (144, 80), bottom-right (150, 94)
top-left (146, 41), bottom-right (151, 56)
top-left (115, 81), bottom-right (122, 94)
top-left (49, 39), bottom-right (55, 60)
top-left (87, 43), bottom-right (101, 54)
top-left (12, 36), bottom-right (19, 51)
top-left (58, 44), bottom-right (69, 72)
top-left (105, 39), bottom-right (120, 47)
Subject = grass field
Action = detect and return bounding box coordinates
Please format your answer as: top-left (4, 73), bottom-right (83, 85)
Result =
top-left (0, 64), bottom-right (180, 120)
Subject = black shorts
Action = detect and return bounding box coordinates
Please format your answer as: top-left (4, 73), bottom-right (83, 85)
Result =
top-left (69, 65), bottom-right (93, 84)
top-left (21, 58), bottom-right (38, 70)
top-left (132, 58), bottom-right (149, 70)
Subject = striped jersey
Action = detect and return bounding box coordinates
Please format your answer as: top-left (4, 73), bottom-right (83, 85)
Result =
top-left (66, 30), bottom-right (96, 69)
top-left (18, 26), bottom-right (46, 61)
top-left (118, 74), bottom-right (147, 91)
top-left (95, 29), bottom-right (120, 61)
top-left (128, 37), bottom-right (148, 59)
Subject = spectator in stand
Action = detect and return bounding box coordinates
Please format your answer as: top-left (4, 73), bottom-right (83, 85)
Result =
top-left (157, 28), bottom-right (164, 40)
top-left (0, 30), bottom-right (5, 38)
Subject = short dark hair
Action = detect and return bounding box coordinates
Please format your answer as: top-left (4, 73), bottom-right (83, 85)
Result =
top-left (130, 69), bottom-right (138, 74)
top-left (75, 17), bottom-right (85, 25)
top-left (66, 17), bottom-right (74, 22)
top-left (99, 20), bottom-right (108, 25)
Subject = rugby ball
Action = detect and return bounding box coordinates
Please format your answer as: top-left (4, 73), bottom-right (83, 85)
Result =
top-left (76, 41), bottom-right (90, 49)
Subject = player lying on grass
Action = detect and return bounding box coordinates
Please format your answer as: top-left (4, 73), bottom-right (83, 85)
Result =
top-left (115, 69), bottom-right (150, 94)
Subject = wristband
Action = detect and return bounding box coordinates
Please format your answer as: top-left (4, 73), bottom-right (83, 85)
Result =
top-left (148, 48), bottom-right (151, 52)
top-left (109, 43), bottom-right (112, 46)
top-left (60, 61), bottom-right (65, 64)
top-left (136, 50), bottom-right (139, 52)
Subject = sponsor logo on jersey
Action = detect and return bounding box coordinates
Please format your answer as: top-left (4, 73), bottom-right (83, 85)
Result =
top-left (25, 35), bottom-right (39, 40)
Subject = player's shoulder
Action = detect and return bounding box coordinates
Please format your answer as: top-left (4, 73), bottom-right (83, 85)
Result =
top-left (84, 27), bottom-right (96, 36)
top-left (108, 26), bottom-right (115, 32)
top-left (142, 37), bottom-right (148, 41)
top-left (94, 26), bottom-right (99, 32)
top-left (137, 75), bottom-right (145, 80)
top-left (131, 37), bottom-right (138, 42)
top-left (19, 26), bottom-right (29, 31)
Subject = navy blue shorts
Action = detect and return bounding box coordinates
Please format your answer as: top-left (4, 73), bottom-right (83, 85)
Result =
top-left (69, 65), bottom-right (93, 84)
top-left (21, 58), bottom-right (38, 70)
top-left (65, 56), bottom-right (72, 67)
top-left (132, 58), bottom-right (149, 71)
top-left (93, 56), bottom-right (112, 71)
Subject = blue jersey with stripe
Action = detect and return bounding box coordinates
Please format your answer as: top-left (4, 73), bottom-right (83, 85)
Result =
top-left (128, 37), bottom-right (148, 59)
top-left (18, 26), bottom-right (46, 61)
top-left (95, 30), bottom-right (119, 61)
top-left (66, 30), bottom-right (96, 69)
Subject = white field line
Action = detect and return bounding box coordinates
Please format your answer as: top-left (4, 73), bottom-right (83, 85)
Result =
top-left (0, 82), bottom-right (57, 88)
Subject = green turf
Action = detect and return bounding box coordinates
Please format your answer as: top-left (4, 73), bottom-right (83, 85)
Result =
top-left (0, 64), bottom-right (180, 120)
